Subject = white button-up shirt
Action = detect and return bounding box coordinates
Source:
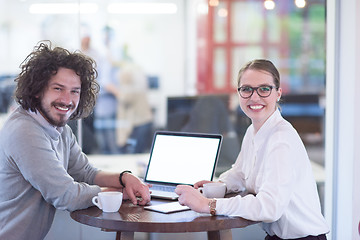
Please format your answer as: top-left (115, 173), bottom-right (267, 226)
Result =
top-left (217, 109), bottom-right (329, 238)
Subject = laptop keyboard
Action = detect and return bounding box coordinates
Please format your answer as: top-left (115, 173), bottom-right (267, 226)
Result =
top-left (149, 184), bottom-right (179, 200)
top-left (151, 185), bottom-right (176, 192)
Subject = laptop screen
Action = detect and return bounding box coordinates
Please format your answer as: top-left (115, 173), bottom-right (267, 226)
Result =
top-left (144, 131), bottom-right (222, 186)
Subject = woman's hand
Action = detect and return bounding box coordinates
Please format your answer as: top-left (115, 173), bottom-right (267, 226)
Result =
top-left (194, 180), bottom-right (214, 189)
top-left (175, 185), bottom-right (210, 213)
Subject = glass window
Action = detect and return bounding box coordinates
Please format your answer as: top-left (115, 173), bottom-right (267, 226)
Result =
top-left (213, 47), bottom-right (226, 89)
top-left (0, 0), bottom-right (326, 198)
top-left (267, 9), bottom-right (281, 43)
top-left (213, 1), bottom-right (227, 43)
top-left (231, 1), bottom-right (264, 43)
top-left (231, 46), bottom-right (263, 84)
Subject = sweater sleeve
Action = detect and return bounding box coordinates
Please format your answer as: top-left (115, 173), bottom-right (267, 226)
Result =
top-left (65, 126), bottom-right (99, 185)
top-left (4, 119), bottom-right (100, 211)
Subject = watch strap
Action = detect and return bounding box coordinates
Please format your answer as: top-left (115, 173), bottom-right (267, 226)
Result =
top-left (208, 199), bottom-right (217, 216)
top-left (119, 170), bottom-right (132, 187)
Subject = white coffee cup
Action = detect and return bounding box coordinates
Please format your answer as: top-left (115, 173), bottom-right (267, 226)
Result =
top-left (92, 191), bottom-right (123, 212)
top-left (201, 182), bottom-right (226, 198)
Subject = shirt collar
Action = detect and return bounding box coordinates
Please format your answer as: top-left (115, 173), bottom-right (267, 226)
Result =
top-left (27, 109), bottom-right (63, 139)
top-left (252, 108), bottom-right (282, 148)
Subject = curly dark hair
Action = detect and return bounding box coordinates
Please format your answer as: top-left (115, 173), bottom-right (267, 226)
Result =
top-left (14, 41), bottom-right (99, 120)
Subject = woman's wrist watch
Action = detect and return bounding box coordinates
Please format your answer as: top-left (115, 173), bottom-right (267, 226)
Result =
top-left (208, 199), bottom-right (217, 216)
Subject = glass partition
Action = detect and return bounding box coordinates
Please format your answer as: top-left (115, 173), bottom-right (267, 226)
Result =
top-left (0, 0), bottom-right (326, 190)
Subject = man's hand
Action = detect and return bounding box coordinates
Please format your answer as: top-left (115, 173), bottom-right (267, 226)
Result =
top-left (94, 170), bottom-right (150, 205)
top-left (121, 172), bottom-right (151, 205)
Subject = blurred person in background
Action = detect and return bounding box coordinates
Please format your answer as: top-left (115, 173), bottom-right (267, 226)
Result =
top-left (115, 61), bottom-right (153, 154)
top-left (80, 26), bottom-right (119, 154)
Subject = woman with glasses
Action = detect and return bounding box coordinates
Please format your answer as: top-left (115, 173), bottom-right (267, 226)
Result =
top-left (175, 59), bottom-right (329, 240)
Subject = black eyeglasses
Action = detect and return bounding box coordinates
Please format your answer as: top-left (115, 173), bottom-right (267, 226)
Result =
top-left (237, 85), bottom-right (278, 99)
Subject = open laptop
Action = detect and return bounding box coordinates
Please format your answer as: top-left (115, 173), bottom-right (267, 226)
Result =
top-left (144, 131), bottom-right (223, 200)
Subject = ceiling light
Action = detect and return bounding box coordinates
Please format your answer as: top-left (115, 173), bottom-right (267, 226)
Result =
top-left (107, 3), bottom-right (177, 14)
top-left (29, 3), bottom-right (98, 14)
top-left (218, 8), bottom-right (228, 18)
top-left (209, 0), bottom-right (219, 7)
top-left (295, 0), bottom-right (306, 8)
top-left (264, 0), bottom-right (275, 10)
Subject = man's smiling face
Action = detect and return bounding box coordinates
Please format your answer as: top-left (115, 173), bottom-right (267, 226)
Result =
top-left (38, 67), bottom-right (81, 127)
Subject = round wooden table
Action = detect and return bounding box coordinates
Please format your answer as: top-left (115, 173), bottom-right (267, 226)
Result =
top-left (70, 199), bottom-right (255, 240)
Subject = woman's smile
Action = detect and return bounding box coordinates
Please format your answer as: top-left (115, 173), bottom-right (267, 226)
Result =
top-left (238, 69), bottom-right (281, 131)
top-left (248, 104), bottom-right (264, 110)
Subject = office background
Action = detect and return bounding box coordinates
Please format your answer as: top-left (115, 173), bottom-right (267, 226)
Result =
top-left (0, 0), bottom-right (359, 239)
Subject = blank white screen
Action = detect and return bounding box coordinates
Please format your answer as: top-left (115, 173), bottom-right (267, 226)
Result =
top-left (145, 134), bottom-right (221, 185)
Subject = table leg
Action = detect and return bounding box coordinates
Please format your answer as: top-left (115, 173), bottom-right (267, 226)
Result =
top-left (207, 230), bottom-right (232, 240)
top-left (207, 230), bottom-right (220, 240)
top-left (115, 231), bottom-right (134, 240)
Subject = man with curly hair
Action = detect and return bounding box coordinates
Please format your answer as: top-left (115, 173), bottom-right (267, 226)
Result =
top-left (0, 41), bottom-right (150, 240)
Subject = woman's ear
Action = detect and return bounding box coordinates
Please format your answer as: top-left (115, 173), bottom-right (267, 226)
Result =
top-left (277, 87), bottom-right (282, 101)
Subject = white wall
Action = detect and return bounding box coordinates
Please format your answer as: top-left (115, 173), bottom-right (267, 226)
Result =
top-left (325, 0), bottom-right (360, 239)
top-left (353, 1), bottom-right (360, 238)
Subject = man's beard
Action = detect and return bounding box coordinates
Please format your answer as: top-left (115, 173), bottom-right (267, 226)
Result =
top-left (38, 102), bottom-right (75, 127)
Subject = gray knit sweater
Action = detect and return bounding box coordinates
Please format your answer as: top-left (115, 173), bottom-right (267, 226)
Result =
top-left (0, 107), bottom-right (101, 240)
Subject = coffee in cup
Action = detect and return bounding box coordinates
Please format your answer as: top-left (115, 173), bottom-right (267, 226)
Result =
top-left (201, 182), bottom-right (226, 198)
top-left (92, 191), bottom-right (123, 212)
